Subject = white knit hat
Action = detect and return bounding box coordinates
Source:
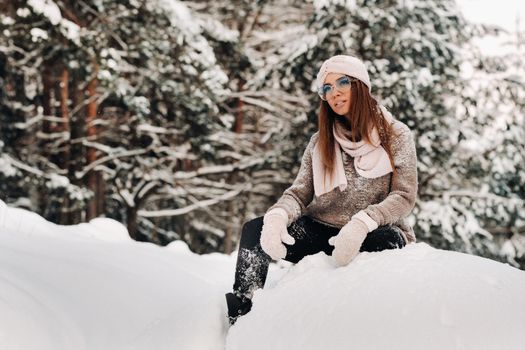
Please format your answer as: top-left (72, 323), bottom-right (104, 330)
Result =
top-left (316, 55), bottom-right (371, 92)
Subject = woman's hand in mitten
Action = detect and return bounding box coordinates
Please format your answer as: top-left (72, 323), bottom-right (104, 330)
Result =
top-left (260, 208), bottom-right (295, 261)
top-left (328, 217), bottom-right (369, 267)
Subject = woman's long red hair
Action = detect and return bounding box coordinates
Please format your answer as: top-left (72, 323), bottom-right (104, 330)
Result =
top-left (317, 80), bottom-right (397, 179)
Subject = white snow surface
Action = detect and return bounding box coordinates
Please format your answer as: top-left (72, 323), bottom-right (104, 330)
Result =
top-left (227, 247), bottom-right (525, 350)
top-left (0, 200), bottom-right (234, 350)
top-left (1, 200), bottom-right (524, 350)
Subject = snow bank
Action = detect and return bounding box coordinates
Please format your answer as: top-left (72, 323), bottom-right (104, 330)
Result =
top-left (0, 200), bottom-right (235, 350)
top-left (2, 200), bottom-right (525, 350)
top-left (226, 243), bottom-right (525, 350)
top-left (0, 199), bottom-right (129, 242)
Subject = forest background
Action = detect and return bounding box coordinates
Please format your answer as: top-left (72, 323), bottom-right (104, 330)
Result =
top-left (0, 0), bottom-right (523, 267)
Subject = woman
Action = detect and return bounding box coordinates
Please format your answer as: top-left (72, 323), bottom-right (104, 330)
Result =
top-left (225, 55), bottom-right (418, 324)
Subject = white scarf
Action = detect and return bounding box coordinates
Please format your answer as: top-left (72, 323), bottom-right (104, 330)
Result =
top-left (312, 106), bottom-right (394, 197)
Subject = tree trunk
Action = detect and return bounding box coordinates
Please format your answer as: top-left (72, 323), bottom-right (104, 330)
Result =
top-left (41, 64), bottom-right (53, 145)
top-left (86, 60), bottom-right (99, 220)
top-left (70, 69), bottom-right (84, 223)
top-left (233, 81), bottom-right (244, 133)
top-left (224, 201), bottom-right (234, 254)
top-left (127, 206), bottom-right (138, 240)
top-left (59, 66), bottom-right (70, 168)
top-left (58, 66), bottom-right (71, 224)
top-left (39, 63), bottom-right (55, 219)
top-left (224, 80), bottom-right (245, 253)
top-left (97, 172), bottom-right (105, 217)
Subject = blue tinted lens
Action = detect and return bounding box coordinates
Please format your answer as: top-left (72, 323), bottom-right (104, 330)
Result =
top-left (322, 84), bottom-right (333, 95)
top-left (337, 76), bottom-right (352, 88)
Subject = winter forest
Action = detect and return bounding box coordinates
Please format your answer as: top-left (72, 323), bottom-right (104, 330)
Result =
top-left (0, 0), bottom-right (524, 267)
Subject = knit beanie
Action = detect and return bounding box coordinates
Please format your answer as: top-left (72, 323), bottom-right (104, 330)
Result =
top-left (316, 55), bottom-right (371, 92)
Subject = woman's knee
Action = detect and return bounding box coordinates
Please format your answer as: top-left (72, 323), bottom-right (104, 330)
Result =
top-left (360, 225), bottom-right (405, 252)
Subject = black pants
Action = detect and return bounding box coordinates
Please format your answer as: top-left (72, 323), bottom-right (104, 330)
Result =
top-left (232, 215), bottom-right (406, 299)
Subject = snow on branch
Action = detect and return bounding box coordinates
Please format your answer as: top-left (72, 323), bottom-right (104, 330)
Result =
top-left (4, 154), bottom-right (45, 177)
top-left (137, 186), bottom-right (248, 218)
top-left (422, 189), bottom-right (523, 205)
top-left (36, 131), bottom-right (70, 140)
top-left (13, 114), bottom-right (75, 130)
top-left (234, 96), bottom-right (279, 113)
top-left (172, 154), bottom-right (276, 180)
top-left (444, 190), bottom-right (523, 204)
top-left (224, 90), bottom-right (310, 110)
top-left (75, 148), bottom-right (149, 179)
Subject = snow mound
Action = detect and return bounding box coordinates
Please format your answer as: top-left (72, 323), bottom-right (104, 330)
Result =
top-left (0, 220), bottom-right (234, 349)
top-left (0, 200), bottom-right (235, 349)
top-left (69, 217), bottom-right (131, 242)
top-left (2, 199), bottom-right (525, 350)
top-left (226, 243), bottom-right (525, 350)
top-left (0, 200), bottom-right (52, 235)
top-left (0, 199), bottom-right (130, 242)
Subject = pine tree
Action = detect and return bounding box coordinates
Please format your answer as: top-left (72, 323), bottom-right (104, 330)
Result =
top-left (424, 22), bottom-right (525, 266)
top-left (1, 0), bottom-right (523, 264)
top-left (0, 0), bottom-right (237, 248)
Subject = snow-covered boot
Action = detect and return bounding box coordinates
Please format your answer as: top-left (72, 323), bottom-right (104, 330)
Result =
top-left (225, 292), bottom-right (252, 325)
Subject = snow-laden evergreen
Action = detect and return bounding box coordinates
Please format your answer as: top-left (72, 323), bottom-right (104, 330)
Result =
top-left (0, 0), bottom-right (524, 266)
top-left (415, 21), bottom-right (525, 265)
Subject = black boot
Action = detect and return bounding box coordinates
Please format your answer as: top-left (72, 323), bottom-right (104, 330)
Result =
top-left (225, 292), bottom-right (252, 325)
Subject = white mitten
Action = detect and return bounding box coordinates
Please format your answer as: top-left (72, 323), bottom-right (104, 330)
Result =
top-left (260, 208), bottom-right (295, 260)
top-left (328, 211), bottom-right (377, 266)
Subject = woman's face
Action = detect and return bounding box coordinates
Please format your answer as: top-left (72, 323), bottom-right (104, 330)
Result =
top-left (323, 73), bottom-right (352, 117)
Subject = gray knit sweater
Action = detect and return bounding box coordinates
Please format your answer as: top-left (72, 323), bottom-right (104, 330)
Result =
top-left (268, 120), bottom-right (418, 243)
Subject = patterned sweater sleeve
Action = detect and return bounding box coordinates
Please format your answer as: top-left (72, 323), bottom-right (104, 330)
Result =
top-left (267, 132), bottom-right (318, 226)
top-left (364, 123), bottom-right (418, 226)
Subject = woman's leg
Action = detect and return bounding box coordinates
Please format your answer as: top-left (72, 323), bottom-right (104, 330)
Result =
top-left (231, 216), bottom-right (269, 300)
top-left (226, 216), bottom-right (268, 324)
top-left (226, 215), bottom-right (338, 323)
top-left (231, 220), bottom-right (405, 299)
top-left (230, 220), bottom-right (405, 301)
top-left (231, 216), bottom-right (340, 295)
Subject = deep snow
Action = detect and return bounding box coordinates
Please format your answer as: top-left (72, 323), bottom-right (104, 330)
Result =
top-left (227, 244), bottom-right (525, 349)
top-left (0, 200), bottom-right (235, 349)
top-left (1, 200), bottom-right (525, 350)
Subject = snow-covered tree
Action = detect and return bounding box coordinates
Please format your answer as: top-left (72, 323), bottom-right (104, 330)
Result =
top-left (1, 1), bottom-right (237, 249)
top-left (418, 22), bottom-right (525, 266)
top-left (0, 1), bottom-right (93, 222)
top-left (1, 0), bottom-right (523, 266)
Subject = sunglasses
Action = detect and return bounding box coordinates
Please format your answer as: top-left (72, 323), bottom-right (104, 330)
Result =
top-left (318, 75), bottom-right (356, 100)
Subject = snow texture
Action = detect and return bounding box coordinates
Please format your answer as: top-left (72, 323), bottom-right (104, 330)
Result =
top-left (1, 200), bottom-right (524, 349)
top-left (227, 245), bottom-right (525, 349)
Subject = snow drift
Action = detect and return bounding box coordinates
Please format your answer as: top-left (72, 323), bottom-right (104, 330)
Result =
top-left (1, 200), bottom-right (525, 350)
top-left (226, 244), bottom-right (525, 350)
top-left (0, 200), bottom-right (234, 350)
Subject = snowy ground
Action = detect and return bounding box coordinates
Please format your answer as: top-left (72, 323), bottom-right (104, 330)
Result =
top-left (1, 199), bottom-right (525, 350)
